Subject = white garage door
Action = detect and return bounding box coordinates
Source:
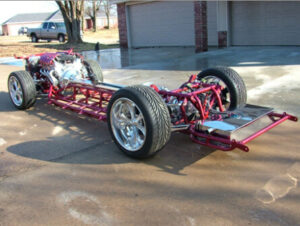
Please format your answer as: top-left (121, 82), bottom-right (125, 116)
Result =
top-left (128, 1), bottom-right (195, 47)
top-left (231, 1), bottom-right (300, 45)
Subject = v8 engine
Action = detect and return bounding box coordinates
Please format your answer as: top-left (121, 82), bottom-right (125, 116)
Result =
top-left (25, 51), bottom-right (103, 92)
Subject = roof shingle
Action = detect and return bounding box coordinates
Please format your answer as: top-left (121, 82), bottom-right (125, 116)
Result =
top-left (2, 11), bottom-right (58, 24)
top-left (2, 9), bottom-right (117, 25)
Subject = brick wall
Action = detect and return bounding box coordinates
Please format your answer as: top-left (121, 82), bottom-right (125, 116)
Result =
top-left (2, 25), bottom-right (8, 36)
top-left (117, 3), bottom-right (128, 48)
top-left (194, 1), bottom-right (208, 52)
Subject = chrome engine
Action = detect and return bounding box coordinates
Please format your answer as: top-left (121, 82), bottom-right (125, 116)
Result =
top-left (53, 57), bottom-right (91, 87)
top-left (29, 53), bottom-right (91, 88)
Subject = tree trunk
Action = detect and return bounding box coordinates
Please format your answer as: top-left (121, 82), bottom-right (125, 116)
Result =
top-left (56, 0), bottom-right (84, 44)
top-left (106, 14), bottom-right (110, 29)
top-left (81, 2), bottom-right (85, 34)
top-left (93, 1), bottom-right (97, 32)
top-left (64, 18), bottom-right (83, 44)
top-left (103, 1), bottom-right (111, 29)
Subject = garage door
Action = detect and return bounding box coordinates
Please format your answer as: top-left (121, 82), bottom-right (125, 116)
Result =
top-left (128, 1), bottom-right (195, 47)
top-left (231, 2), bottom-right (300, 45)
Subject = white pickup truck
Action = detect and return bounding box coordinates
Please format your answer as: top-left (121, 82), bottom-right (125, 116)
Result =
top-left (27, 22), bottom-right (67, 43)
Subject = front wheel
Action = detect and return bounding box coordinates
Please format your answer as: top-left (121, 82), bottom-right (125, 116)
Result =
top-left (107, 85), bottom-right (171, 158)
top-left (31, 34), bottom-right (38, 43)
top-left (8, 71), bottom-right (36, 110)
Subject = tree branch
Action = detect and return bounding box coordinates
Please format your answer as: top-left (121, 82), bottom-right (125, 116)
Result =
top-left (55, 0), bottom-right (71, 22)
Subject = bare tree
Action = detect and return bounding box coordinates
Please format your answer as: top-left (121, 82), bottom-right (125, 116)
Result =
top-left (92, 1), bottom-right (97, 31)
top-left (100, 0), bottom-right (113, 29)
top-left (85, 1), bottom-right (100, 32)
top-left (56, 0), bottom-right (85, 43)
top-left (81, 2), bottom-right (85, 33)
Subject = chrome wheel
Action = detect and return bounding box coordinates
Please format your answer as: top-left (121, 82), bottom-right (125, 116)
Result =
top-left (8, 76), bottom-right (23, 106)
top-left (110, 98), bottom-right (146, 152)
top-left (199, 75), bottom-right (231, 110)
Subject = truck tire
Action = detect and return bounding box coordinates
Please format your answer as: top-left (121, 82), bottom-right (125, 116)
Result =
top-left (58, 34), bottom-right (65, 43)
top-left (8, 71), bottom-right (36, 110)
top-left (107, 85), bottom-right (171, 158)
top-left (83, 60), bottom-right (103, 84)
top-left (31, 34), bottom-right (38, 43)
top-left (197, 67), bottom-right (247, 111)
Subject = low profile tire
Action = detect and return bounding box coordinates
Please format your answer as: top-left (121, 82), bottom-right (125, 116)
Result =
top-left (58, 34), bottom-right (65, 43)
top-left (83, 60), bottom-right (104, 84)
top-left (31, 34), bottom-right (38, 43)
top-left (197, 67), bottom-right (247, 111)
top-left (8, 71), bottom-right (36, 110)
top-left (107, 85), bottom-right (171, 159)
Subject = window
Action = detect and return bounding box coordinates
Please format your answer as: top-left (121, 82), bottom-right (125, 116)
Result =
top-left (42, 23), bottom-right (48, 29)
top-left (48, 22), bottom-right (56, 29)
top-left (56, 23), bottom-right (66, 29)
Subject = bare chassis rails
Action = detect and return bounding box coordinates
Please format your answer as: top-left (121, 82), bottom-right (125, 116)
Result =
top-left (47, 75), bottom-right (297, 153)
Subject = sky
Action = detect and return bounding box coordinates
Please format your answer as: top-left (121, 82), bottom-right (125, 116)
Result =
top-left (0, 1), bottom-right (59, 24)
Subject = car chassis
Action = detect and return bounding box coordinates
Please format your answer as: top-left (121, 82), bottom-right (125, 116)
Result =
top-left (9, 51), bottom-right (297, 158)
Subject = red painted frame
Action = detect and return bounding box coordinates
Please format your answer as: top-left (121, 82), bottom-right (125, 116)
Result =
top-left (18, 52), bottom-right (298, 152)
top-left (189, 112), bottom-right (297, 152)
top-left (46, 75), bottom-right (297, 153)
top-left (48, 83), bottom-right (114, 121)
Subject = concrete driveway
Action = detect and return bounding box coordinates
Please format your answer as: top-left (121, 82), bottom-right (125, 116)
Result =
top-left (0, 47), bottom-right (299, 226)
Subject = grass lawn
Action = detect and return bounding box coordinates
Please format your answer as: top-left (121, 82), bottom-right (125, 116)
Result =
top-left (0, 28), bottom-right (119, 57)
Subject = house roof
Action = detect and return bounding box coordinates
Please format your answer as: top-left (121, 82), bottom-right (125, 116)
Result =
top-left (49, 11), bottom-right (64, 21)
top-left (2, 11), bottom-right (57, 25)
top-left (2, 9), bottom-right (117, 25)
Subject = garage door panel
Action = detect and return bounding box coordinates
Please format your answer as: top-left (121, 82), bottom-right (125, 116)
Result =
top-left (129, 2), bottom-right (195, 47)
top-left (231, 2), bottom-right (300, 45)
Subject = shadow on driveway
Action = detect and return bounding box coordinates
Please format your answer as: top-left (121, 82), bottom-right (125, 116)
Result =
top-left (5, 96), bottom-right (216, 175)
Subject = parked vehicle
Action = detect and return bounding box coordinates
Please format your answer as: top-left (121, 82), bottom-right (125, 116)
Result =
top-left (18, 27), bottom-right (28, 35)
top-left (27, 22), bottom-right (66, 43)
top-left (9, 51), bottom-right (298, 158)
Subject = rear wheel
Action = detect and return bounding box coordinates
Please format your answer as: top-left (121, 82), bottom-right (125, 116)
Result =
top-left (8, 71), bottom-right (36, 110)
top-left (107, 85), bottom-right (171, 158)
top-left (83, 60), bottom-right (103, 84)
top-left (197, 67), bottom-right (247, 111)
top-left (58, 34), bottom-right (65, 43)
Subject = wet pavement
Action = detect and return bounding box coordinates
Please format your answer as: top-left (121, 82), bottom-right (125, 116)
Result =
top-left (0, 47), bottom-right (300, 226)
top-left (82, 46), bottom-right (300, 70)
top-left (90, 46), bottom-right (300, 115)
